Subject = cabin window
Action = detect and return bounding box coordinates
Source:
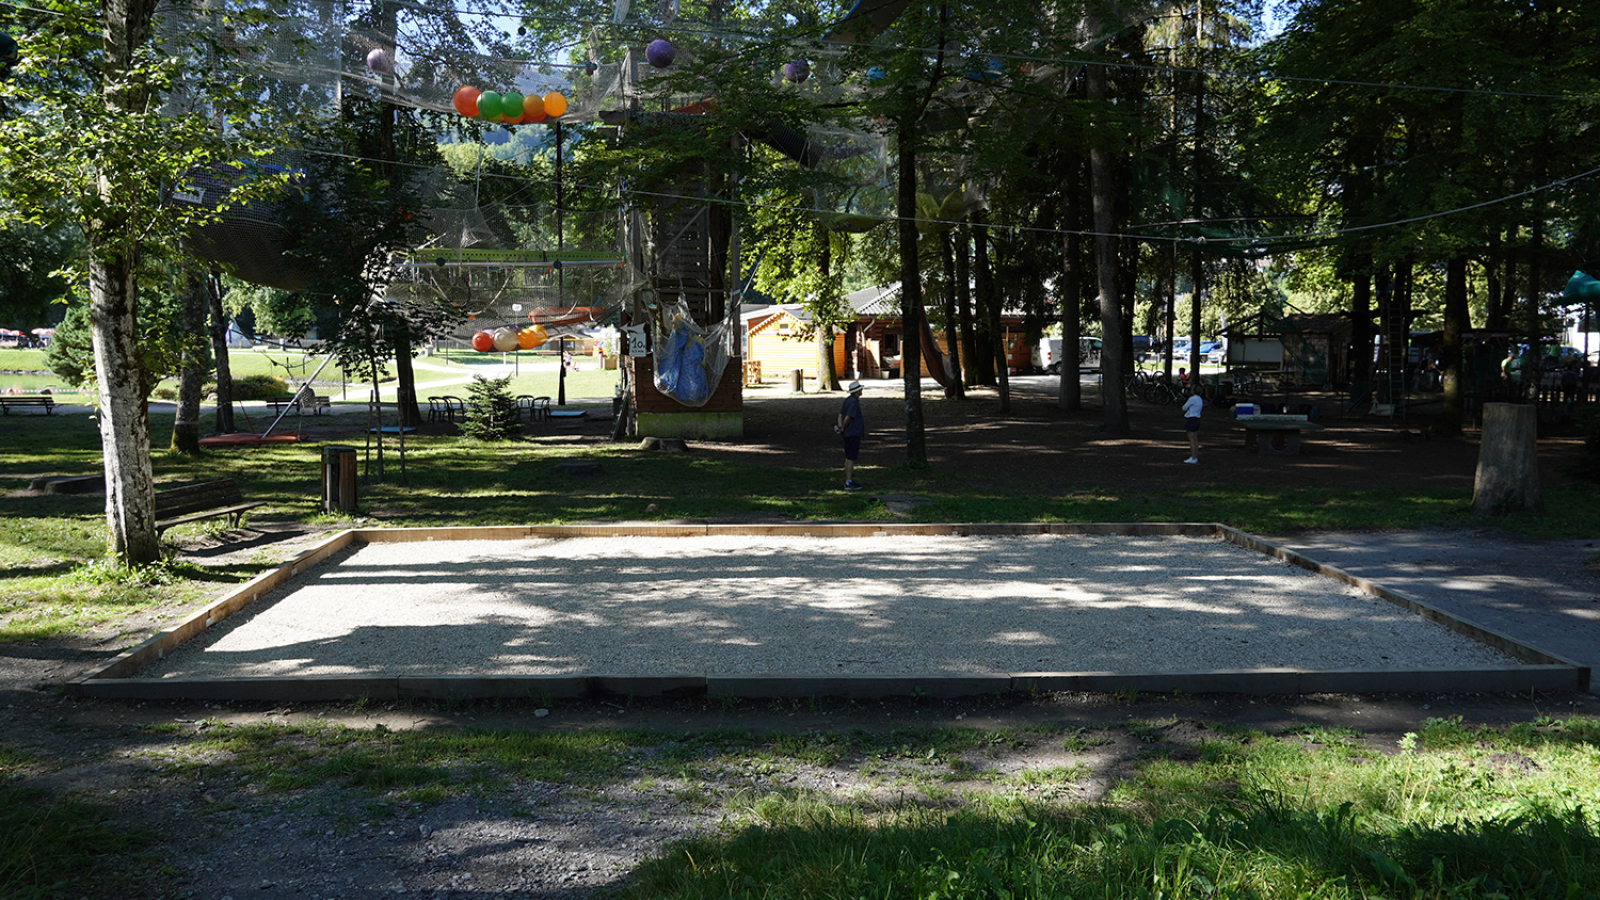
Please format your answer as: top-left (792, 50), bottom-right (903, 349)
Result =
top-left (778, 321), bottom-right (793, 335)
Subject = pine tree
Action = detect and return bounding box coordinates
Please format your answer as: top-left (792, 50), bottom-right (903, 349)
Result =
top-left (461, 375), bottom-right (521, 441)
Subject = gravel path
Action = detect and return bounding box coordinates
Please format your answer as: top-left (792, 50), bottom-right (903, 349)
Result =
top-left (143, 534), bottom-right (1517, 680)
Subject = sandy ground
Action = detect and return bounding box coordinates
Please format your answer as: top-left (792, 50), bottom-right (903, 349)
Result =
top-left (141, 533), bottom-right (1519, 681)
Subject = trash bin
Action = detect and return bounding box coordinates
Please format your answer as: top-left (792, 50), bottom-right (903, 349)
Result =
top-left (320, 445), bottom-right (358, 514)
top-left (790, 368), bottom-right (805, 392)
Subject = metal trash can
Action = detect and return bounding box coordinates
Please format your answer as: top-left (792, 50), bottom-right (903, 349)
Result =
top-left (320, 445), bottom-right (358, 514)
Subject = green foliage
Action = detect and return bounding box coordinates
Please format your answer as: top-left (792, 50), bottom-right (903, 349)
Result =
top-left (218, 374), bottom-right (288, 401)
top-left (460, 375), bottom-right (521, 441)
top-left (0, 213), bottom-right (73, 326)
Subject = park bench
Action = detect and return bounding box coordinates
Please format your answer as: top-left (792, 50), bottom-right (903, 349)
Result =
top-left (0, 396), bottom-right (56, 415)
top-left (154, 479), bottom-right (266, 534)
top-left (265, 393), bottom-right (331, 415)
top-left (1236, 413), bottom-right (1325, 456)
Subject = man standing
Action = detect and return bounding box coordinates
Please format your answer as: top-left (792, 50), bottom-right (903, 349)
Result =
top-left (834, 381), bottom-right (866, 491)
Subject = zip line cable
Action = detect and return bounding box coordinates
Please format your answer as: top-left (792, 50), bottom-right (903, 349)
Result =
top-left (294, 144), bottom-right (1600, 251)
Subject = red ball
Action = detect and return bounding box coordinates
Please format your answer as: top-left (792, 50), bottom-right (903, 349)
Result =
top-left (471, 330), bottom-right (494, 352)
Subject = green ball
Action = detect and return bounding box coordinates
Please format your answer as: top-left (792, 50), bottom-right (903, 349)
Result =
top-left (476, 91), bottom-right (502, 119)
top-left (499, 92), bottom-right (522, 120)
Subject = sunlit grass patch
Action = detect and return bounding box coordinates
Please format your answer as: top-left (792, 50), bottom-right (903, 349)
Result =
top-left (618, 719), bottom-right (1600, 900)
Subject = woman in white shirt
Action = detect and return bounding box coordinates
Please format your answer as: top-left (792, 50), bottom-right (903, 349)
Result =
top-left (1181, 384), bottom-right (1204, 464)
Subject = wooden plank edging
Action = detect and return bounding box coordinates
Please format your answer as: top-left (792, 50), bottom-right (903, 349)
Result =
top-left (67, 530), bottom-right (358, 689)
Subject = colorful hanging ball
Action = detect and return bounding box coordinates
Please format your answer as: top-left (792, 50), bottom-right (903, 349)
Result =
top-left (499, 91), bottom-right (523, 122)
top-left (516, 327), bottom-right (542, 350)
top-left (452, 86), bottom-right (480, 117)
top-left (866, 66), bottom-right (887, 83)
top-left (366, 48), bottom-right (392, 73)
top-left (543, 92), bottom-right (567, 118)
top-left (476, 91), bottom-right (502, 119)
top-left (783, 59), bottom-right (809, 83)
top-left (492, 328), bottom-right (518, 352)
top-left (522, 93), bottom-right (545, 119)
top-left (471, 330), bottom-right (494, 352)
top-left (646, 39), bottom-right (675, 69)
top-left (525, 323), bottom-right (549, 346)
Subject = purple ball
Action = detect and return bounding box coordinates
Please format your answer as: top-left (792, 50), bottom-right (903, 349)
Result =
top-left (783, 58), bottom-right (810, 83)
top-left (365, 48), bottom-right (392, 73)
top-left (646, 39), bottom-right (675, 69)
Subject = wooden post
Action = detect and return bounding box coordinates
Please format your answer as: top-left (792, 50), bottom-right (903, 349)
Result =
top-left (1472, 403), bottom-right (1543, 516)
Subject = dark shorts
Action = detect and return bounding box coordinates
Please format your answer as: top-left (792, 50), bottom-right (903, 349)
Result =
top-left (1184, 417), bottom-right (1201, 433)
top-left (842, 435), bottom-right (861, 460)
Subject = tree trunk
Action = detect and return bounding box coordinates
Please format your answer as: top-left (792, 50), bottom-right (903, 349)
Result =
top-left (391, 322), bottom-right (422, 428)
top-left (89, 250), bottom-right (161, 564)
top-left (1525, 219), bottom-right (1544, 401)
top-left (171, 269), bottom-right (207, 454)
top-left (1060, 184), bottom-right (1083, 410)
top-left (974, 211), bottom-right (1008, 412)
top-left (956, 225), bottom-right (979, 387)
top-left (206, 270), bottom-right (236, 434)
top-left (1350, 258), bottom-right (1372, 387)
top-left (1472, 403), bottom-right (1543, 516)
top-left (1439, 254), bottom-right (1469, 436)
top-left (1087, 61), bottom-right (1128, 433)
top-left (896, 122), bottom-right (926, 464)
top-left (91, 0), bottom-right (163, 565)
top-left (1485, 233), bottom-right (1505, 332)
top-left (940, 230), bottom-right (964, 399)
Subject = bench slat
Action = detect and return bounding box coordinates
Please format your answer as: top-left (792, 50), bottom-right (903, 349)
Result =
top-left (153, 479), bottom-right (263, 532)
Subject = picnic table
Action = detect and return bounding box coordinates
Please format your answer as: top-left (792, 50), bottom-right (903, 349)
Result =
top-left (1237, 413), bottom-right (1325, 456)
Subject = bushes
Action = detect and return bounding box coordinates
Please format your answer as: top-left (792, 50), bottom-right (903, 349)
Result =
top-left (220, 375), bottom-right (290, 400)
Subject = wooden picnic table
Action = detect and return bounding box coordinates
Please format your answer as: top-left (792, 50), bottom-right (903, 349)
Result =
top-left (1238, 415), bottom-right (1325, 456)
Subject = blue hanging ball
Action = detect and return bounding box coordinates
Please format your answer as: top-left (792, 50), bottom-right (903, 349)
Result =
top-left (866, 66), bottom-right (886, 84)
top-left (646, 39), bottom-right (676, 69)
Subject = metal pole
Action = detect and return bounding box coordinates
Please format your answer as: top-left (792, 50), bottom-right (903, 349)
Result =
top-left (559, 336), bottom-right (568, 406)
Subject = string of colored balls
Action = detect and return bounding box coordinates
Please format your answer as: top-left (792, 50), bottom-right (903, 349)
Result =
top-left (472, 325), bottom-right (550, 352)
top-left (452, 86), bottom-right (568, 124)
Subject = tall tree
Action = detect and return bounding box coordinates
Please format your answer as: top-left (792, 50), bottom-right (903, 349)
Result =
top-left (1, 0), bottom-right (285, 563)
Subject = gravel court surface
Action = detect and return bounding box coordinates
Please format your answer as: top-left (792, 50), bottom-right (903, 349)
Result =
top-left (141, 533), bottom-right (1519, 679)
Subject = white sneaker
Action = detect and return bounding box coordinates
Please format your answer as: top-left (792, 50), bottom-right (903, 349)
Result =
top-left (1183, 457), bottom-right (1198, 464)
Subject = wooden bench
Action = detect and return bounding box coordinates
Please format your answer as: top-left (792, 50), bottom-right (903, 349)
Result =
top-left (154, 479), bottom-right (267, 534)
top-left (0, 396), bottom-right (56, 415)
top-left (1237, 415), bottom-right (1325, 456)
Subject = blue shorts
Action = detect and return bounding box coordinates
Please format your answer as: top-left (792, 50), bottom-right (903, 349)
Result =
top-left (842, 435), bottom-right (861, 460)
top-left (1184, 417), bottom-right (1200, 433)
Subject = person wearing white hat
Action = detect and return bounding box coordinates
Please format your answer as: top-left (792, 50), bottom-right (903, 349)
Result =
top-left (834, 381), bottom-right (866, 491)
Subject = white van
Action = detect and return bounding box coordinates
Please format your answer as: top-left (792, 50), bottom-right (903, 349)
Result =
top-left (1038, 337), bottom-right (1102, 374)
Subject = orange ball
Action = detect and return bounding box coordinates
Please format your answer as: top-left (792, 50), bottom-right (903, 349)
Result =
top-left (516, 327), bottom-right (544, 349)
top-left (470, 330), bottom-right (494, 352)
top-left (452, 86), bottom-right (480, 117)
top-left (522, 94), bottom-right (545, 119)
top-left (543, 92), bottom-right (567, 117)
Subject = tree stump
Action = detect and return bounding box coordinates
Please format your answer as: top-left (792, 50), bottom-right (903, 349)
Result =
top-left (1472, 403), bottom-right (1543, 516)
